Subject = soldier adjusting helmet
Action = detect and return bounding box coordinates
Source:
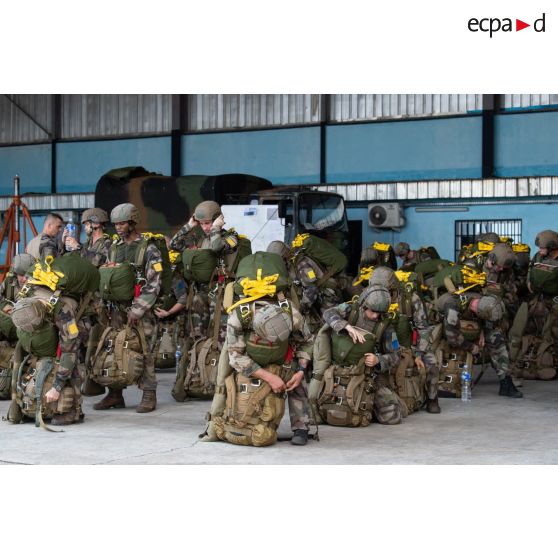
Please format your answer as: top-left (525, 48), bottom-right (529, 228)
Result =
top-left (82, 208), bottom-right (109, 225)
top-left (394, 242), bottom-right (410, 257)
top-left (11, 253), bottom-right (35, 276)
top-left (253, 304), bottom-right (293, 342)
top-left (110, 203), bottom-right (140, 224)
top-left (194, 201), bottom-right (221, 222)
top-left (359, 285), bottom-right (391, 313)
top-left (535, 230), bottom-right (558, 251)
top-left (476, 295), bottom-right (505, 322)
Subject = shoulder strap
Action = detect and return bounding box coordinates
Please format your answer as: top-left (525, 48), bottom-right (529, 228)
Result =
top-left (348, 302), bottom-right (359, 326)
top-left (109, 240), bottom-right (118, 263)
top-left (135, 235), bottom-right (150, 267)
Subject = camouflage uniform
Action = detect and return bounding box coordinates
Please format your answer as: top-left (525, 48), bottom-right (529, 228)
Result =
top-left (323, 302), bottom-right (403, 424)
top-left (81, 234), bottom-right (112, 267)
top-left (0, 273), bottom-right (21, 302)
top-left (109, 237), bottom-right (163, 390)
top-left (440, 294), bottom-right (511, 380)
top-left (38, 234), bottom-right (64, 260)
top-left (226, 301), bottom-right (313, 431)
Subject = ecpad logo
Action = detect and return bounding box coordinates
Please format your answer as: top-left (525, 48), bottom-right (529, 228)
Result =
top-left (468, 13), bottom-right (546, 37)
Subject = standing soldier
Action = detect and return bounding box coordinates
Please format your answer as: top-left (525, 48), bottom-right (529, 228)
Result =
top-left (93, 203), bottom-right (162, 413)
top-left (65, 208), bottom-right (112, 267)
top-left (26, 213), bottom-right (64, 260)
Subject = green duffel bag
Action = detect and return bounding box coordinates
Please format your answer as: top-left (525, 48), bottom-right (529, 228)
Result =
top-left (530, 260), bottom-right (558, 296)
top-left (431, 264), bottom-right (485, 293)
top-left (99, 262), bottom-right (137, 302)
top-left (182, 249), bottom-right (218, 283)
top-left (17, 322), bottom-right (59, 358)
top-left (233, 252), bottom-right (290, 297)
top-left (291, 233), bottom-right (348, 277)
top-left (29, 252), bottom-right (100, 297)
top-left (414, 258), bottom-right (452, 279)
top-left (0, 299), bottom-right (17, 341)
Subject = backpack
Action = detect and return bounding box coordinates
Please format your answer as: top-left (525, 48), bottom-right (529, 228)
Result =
top-left (291, 233), bottom-right (347, 281)
top-left (511, 335), bottom-right (556, 380)
top-left (98, 263), bottom-right (137, 302)
top-left (28, 252), bottom-right (100, 298)
top-left (390, 347), bottom-right (426, 413)
top-left (182, 249), bottom-right (218, 283)
top-left (7, 349), bottom-right (81, 429)
top-left (17, 322), bottom-right (59, 358)
top-left (154, 318), bottom-right (182, 369)
top-left (418, 246), bottom-right (441, 260)
top-left (529, 259), bottom-right (558, 296)
top-left (413, 259), bottom-right (452, 284)
top-left (89, 325), bottom-right (148, 389)
top-left (435, 341), bottom-right (474, 398)
top-left (222, 233), bottom-right (252, 277)
top-left (431, 264), bottom-right (486, 295)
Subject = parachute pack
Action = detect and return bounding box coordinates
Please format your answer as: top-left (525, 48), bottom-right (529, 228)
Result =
top-left (291, 233), bottom-right (348, 281)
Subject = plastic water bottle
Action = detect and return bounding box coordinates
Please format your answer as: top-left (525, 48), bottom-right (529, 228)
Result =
top-left (175, 343), bottom-right (181, 366)
top-left (461, 364), bottom-right (471, 402)
top-left (65, 216), bottom-right (77, 251)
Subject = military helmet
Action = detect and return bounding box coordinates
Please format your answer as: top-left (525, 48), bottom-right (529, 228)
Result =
top-left (194, 201), bottom-right (221, 221)
top-left (487, 243), bottom-right (515, 269)
top-left (253, 304), bottom-right (293, 343)
top-left (11, 297), bottom-right (48, 333)
top-left (359, 285), bottom-right (391, 313)
top-left (514, 252), bottom-right (530, 272)
top-left (394, 242), bottom-right (410, 257)
top-left (478, 232), bottom-right (500, 244)
top-left (369, 266), bottom-right (399, 291)
top-left (267, 240), bottom-right (292, 260)
top-left (476, 295), bottom-right (505, 322)
top-left (535, 230), bottom-right (558, 250)
top-left (11, 253), bottom-right (35, 276)
top-left (110, 203), bottom-right (140, 224)
top-left (82, 207), bottom-right (109, 224)
top-left (360, 247), bottom-right (379, 266)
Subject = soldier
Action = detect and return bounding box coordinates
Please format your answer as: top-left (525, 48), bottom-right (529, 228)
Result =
top-left (482, 243), bottom-right (517, 319)
top-left (25, 213), bottom-right (64, 260)
top-left (12, 288), bottom-right (84, 425)
top-left (93, 203), bottom-right (162, 413)
top-left (370, 267), bottom-right (441, 413)
top-left (310, 285), bottom-right (404, 425)
top-left (0, 253), bottom-right (35, 301)
top-left (64, 208), bottom-right (112, 267)
top-left (438, 292), bottom-right (523, 398)
top-left (394, 242), bottom-right (433, 272)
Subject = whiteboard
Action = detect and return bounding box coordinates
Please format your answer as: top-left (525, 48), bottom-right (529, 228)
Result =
top-left (222, 204), bottom-right (285, 253)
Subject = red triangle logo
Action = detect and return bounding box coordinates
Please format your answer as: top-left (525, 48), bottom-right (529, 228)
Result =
top-left (516, 19), bottom-right (530, 31)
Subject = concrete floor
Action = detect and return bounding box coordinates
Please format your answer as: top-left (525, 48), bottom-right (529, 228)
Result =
top-left (1, 368), bottom-right (557, 465)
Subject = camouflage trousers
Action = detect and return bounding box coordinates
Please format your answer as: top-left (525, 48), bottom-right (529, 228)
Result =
top-left (525, 297), bottom-right (558, 353)
top-left (374, 382), bottom-right (404, 425)
top-left (484, 327), bottom-right (511, 379)
top-left (287, 379), bottom-right (310, 431)
top-left (423, 351), bottom-right (440, 400)
top-left (186, 287), bottom-right (227, 346)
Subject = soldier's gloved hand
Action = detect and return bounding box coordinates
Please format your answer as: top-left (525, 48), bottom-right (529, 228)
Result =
top-left (346, 324), bottom-right (366, 344)
top-left (285, 371), bottom-right (304, 392)
top-left (45, 387), bottom-right (60, 404)
top-left (212, 214), bottom-right (225, 229)
top-left (364, 353), bottom-right (379, 367)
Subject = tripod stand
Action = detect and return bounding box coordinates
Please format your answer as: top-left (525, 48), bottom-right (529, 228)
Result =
top-left (0, 175), bottom-right (38, 280)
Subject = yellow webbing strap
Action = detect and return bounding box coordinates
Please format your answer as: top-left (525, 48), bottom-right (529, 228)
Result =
top-left (512, 243), bottom-right (530, 253)
top-left (291, 233), bottom-right (310, 249)
top-left (28, 255), bottom-right (64, 291)
top-left (353, 266), bottom-right (374, 286)
top-left (389, 303), bottom-right (399, 314)
top-left (395, 271), bottom-right (412, 282)
top-left (227, 269), bottom-right (279, 314)
top-left (454, 267), bottom-right (486, 294)
top-left (373, 241), bottom-right (391, 252)
top-left (168, 250), bottom-right (180, 265)
top-left (475, 241), bottom-right (495, 253)
top-left (499, 236), bottom-right (512, 245)
top-left (141, 232), bottom-right (165, 241)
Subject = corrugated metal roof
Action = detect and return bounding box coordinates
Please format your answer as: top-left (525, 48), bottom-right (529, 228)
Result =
top-left (0, 193), bottom-right (94, 212)
top-left (329, 94), bottom-right (483, 122)
top-left (61, 95), bottom-right (172, 138)
top-left (187, 94), bottom-right (321, 131)
top-left (0, 94), bottom-right (53, 144)
top-left (313, 176), bottom-right (558, 201)
top-left (503, 94), bottom-right (558, 108)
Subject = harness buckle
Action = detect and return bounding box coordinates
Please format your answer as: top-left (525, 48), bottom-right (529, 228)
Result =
top-left (335, 396), bottom-right (344, 406)
top-left (122, 341), bottom-right (129, 349)
top-left (239, 383), bottom-right (248, 393)
top-left (250, 379), bottom-right (262, 387)
top-left (210, 358), bottom-right (217, 366)
top-left (449, 353), bottom-right (458, 361)
top-left (102, 369), bottom-right (110, 377)
top-left (444, 375), bottom-right (453, 383)
top-left (334, 376), bottom-right (341, 385)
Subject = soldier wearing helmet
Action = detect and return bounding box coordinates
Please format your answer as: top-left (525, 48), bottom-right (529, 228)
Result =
top-left (312, 285), bottom-right (405, 425)
top-left (394, 242), bottom-right (435, 272)
top-left (437, 291), bottom-right (522, 398)
top-left (64, 208), bottom-right (112, 267)
top-left (92, 203), bottom-right (163, 414)
top-left (370, 266), bottom-right (442, 413)
top-left (0, 253), bottom-right (35, 302)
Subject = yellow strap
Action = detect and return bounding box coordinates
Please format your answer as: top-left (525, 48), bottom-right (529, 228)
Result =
top-left (476, 241), bottom-right (494, 252)
top-left (353, 266), bottom-right (374, 286)
top-left (28, 255), bottom-right (64, 291)
top-left (227, 269), bottom-right (279, 314)
top-left (291, 233), bottom-right (310, 249)
top-left (373, 241), bottom-right (391, 252)
top-left (512, 243), bottom-right (530, 253)
top-left (395, 270), bottom-right (412, 282)
top-left (168, 250), bottom-right (180, 264)
top-left (389, 302), bottom-right (399, 313)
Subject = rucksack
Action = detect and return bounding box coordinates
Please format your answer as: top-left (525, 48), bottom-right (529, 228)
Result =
top-left (98, 262), bottom-right (137, 302)
top-left (182, 249), bottom-right (218, 283)
top-left (17, 322), bottom-right (59, 358)
top-left (28, 252), bottom-right (100, 298)
top-left (414, 258), bottom-right (452, 283)
top-left (391, 347), bottom-right (426, 413)
top-left (154, 319), bottom-right (182, 369)
top-left (431, 264), bottom-right (486, 295)
top-left (418, 246), bottom-right (441, 260)
top-left (89, 325), bottom-right (148, 389)
top-left (291, 233), bottom-right (347, 281)
top-left (529, 259), bottom-right (558, 296)
top-left (222, 233), bottom-right (252, 277)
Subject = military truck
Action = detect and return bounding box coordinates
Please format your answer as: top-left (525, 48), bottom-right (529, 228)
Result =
top-left (95, 167), bottom-right (358, 269)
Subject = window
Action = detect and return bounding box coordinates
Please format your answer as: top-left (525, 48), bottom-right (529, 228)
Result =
top-left (455, 219), bottom-right (522, 261)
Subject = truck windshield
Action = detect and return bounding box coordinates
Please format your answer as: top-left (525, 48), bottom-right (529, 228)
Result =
top-left (298, 193), bottom-right (347, 232)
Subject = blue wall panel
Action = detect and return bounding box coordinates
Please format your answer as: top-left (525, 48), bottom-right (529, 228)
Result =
top-left (0, 144), bottom-right (51, 195)
top-left (56, 136), bottom-right (172, 193)
top-left (182, 127), bottom-right (321, 184)
top-left (495, 112), bottom-right (558, 176)
top-left (349, 202), bottom-right (558, 262)
top-left (327, 117), bottom-right (483, 183)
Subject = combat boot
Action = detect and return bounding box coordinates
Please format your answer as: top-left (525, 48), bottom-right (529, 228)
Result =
top-left (291, 429), bottom-right (309, 446)
top-left (136, 390), bottom-right (157, 413)
top-left (426, 397), bottom-right (441, 414)
top-left (51, 411), bottom-right (84, 426)
top-left (93, 388), bottom-right (125, 410)
top-left (499, 375), bottom-right (523, 398)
